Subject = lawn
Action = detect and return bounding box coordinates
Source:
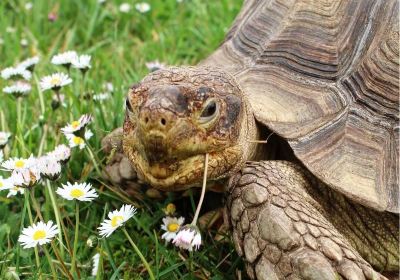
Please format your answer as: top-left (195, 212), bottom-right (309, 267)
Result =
top-left (0, 0), bottom-right (243, 279)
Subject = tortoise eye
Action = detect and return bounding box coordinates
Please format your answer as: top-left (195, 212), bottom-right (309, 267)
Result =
top-left (125, 98), bottom-right (133, 112)
top-left (199, 99), bottom-right (218, 124)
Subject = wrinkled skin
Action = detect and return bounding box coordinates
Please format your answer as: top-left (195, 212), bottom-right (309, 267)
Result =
top-left (108, 66), bottom-right (399, 280)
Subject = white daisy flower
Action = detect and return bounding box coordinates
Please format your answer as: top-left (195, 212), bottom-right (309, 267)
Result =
top-left (18, 221), bottom-right (59, 248)
top-left (2, 156), bottom-right (41, 186)
top-left (0, 131), bottom-right (11, 148)
top-left (37, 156), bottom-right (62, 180)
top-left (25, 2), bottom-right (33, 10)
top-left (145, 60), bottom-right (166, 72)
top-left (6, 27), bottom-right (16, 33)
top-left (71, 54), bottom-right (91, 70)
top-left (135, 2), bottom-right (151, 13)
top-left (161, 216), bottom-right (185, 242)
top-left (98, 204), bottom-right (136, 237)
top-left (91, 253), bottom-right (100, 276)
top-left (61, 114), bottom-right (93, 135)
top-left (56, 182), bottom-right (98, 201)
top-left (66, 130), bottom-right (93, 149)
top-left (93, 93), bottom-right (110, 101)
top-left (1, 156), bottom-right (36, 173)
top-left (17, 56), bottom-right (39, 71)
top-left (0, 176), bottom-right (12, 191)
top-left (20, 39), bottom-right (28, 47)
top-left (1, 67), bottom-right (31, 80)
top-left (3, 81), bottom-right (32, 97)
top-left (40, 72), bottom-right (72, 91)
top-left (119, 3), bottom-right (131, 13)
top-left (51, 51), bottom-right (78, 67)
top-left (7, 185), bottom-right (25, 197)
top-left (103, 82), bottom-right (114, 92)
top-left (173, 225), bottom-right (202, 251)
top-left (47, 144), bottom-right (71, 163)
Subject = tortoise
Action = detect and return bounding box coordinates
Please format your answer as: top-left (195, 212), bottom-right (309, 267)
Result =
top-left (103, 0), bottom-right (399, 279)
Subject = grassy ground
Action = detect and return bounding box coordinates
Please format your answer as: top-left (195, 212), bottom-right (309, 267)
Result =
top-left (0, 0), bottom-right (243, 279)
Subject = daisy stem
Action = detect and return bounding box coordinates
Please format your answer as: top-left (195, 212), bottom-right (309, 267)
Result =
top-left (43, 246), bottom-right (57, 280)
top-left (25, 192), bottom-right (42, 279)
top-left (191, 153), bottom-right (209, 226)
top-left (34, 74), bottom-right (46, 115)
top-left (70, 202), bottom-right (80, 277)
top-left (122, 227), bottom-right (155, 280)
top-left (50, 241), bottom-right (73, 280)
top-left (16, 97), bottom-right (23, 145)
top-left (86, 144), bottom-right (102, 176)
top-left (46, 180), bottom-right (65, 258)
top-left (30, 188), bottom-right (44, 221)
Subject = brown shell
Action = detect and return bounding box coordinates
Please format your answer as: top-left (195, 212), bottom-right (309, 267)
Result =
top-left (202, 0), bottom-right (399, 213)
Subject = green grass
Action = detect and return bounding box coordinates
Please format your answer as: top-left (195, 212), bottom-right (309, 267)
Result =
top-left (0, 0), bottom-right (244, 279)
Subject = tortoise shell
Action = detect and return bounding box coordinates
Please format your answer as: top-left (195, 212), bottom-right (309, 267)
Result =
top-left (202, 0), bottom-right (399, 213)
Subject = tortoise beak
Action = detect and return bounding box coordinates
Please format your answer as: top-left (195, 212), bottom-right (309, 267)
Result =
top-left (137, 85), bottom-right (188, 163)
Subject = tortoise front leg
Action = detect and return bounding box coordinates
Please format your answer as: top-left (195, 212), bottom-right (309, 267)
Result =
top-left (227, 161), bottom-right (387, 280)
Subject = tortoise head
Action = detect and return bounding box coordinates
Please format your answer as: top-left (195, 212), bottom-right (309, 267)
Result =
top-left (122, 66), bottom-right (257, 191)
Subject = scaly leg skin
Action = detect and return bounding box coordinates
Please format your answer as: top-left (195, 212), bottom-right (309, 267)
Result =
top-left (227, 161), bottom-right (395, 280)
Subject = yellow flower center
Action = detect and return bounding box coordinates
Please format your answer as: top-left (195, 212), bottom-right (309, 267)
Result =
top-left (15, 160), bottom-right (25, 168)
top-left (0, 182), bottom-right (3, 188)
top-left (33, 230), bottom-right (46, 241)
top-left (165, 203), bottom-right (176, 215)
top-left (70, 188), bottom-right (84, 198)
top-left (111, 215), bottom-right (124, 228)
top-left (50, 77), bottom-right (61, 86)
top-left (73, 136), bottom-right (84, 145)
top-left (71, 121), bottom-right (80, 129)
top-left (167, 223), bottom-right (179, 232)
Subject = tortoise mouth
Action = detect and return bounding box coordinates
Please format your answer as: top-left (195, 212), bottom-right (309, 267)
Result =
top-left (123, 143), bottom-right (243, 191)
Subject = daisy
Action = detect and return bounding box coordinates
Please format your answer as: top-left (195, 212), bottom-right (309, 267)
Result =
top-left (18, 220), bottom-right (59, 248)
top-left (103, 82), bottom-right (114, 92)
top-left (0, 131), bottom-right (11, 148)
top-left (1, 67), bottom-right (31, 80)
top-left (173, 225), bottom-right (202, 251)
top-left (145, 60), bottom-right (166, 72)
top-left (98, 204), bottom-right (136, 237)
top-left (71, 54), bottom-right (91, 71)
top-left (161, 216), bottom-right (184, 242)
top-left (119, 3), bottom-right (131, 13)
top-left (66, 130), bottom-right (93, 149)
top-left (3, 81), bottom-right (32, 97)
top-left (0, 176), bottom-right (12, 191)
top-left (56, 182), bottom-right (98, 201)
top-left (7, 185), bottom-right (25, 197)
top-left (61, 114), bottom-right (93, 135)
top-left (20, 38), bottom-right (28, 47)
top-left (2, 156), bottom-right (41, 186)
top-left (40, 72), bottom-right (72, 91)
top-left (47, 144), bottom-right (71, 163)
top-left (163, 203), bottom-right (176, 215)
top-left (1, 156), bottom-right (36, 173)
top-left (37, 156), bottom-right (62, 180)
top-left (51, 51), bottom-right (78, 67)
top-left (25, 2), bottom-right (33, 10)
top-left (91, 253), bottom-right (100, 276)
top-left (93, 93), bottom-right (110, 101)
top-left (135, 2), bottom-right (151, 13)
top-left (17, 56), bottom-right (39, 71)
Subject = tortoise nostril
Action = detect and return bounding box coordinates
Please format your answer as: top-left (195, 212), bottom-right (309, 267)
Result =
top-left (161, 118), bottom-right (166, 126)
top-left (145, 117), bottom-right (149, 123)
